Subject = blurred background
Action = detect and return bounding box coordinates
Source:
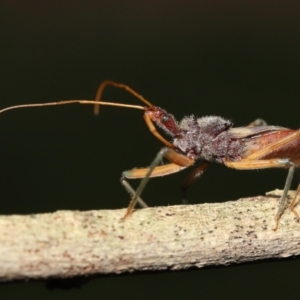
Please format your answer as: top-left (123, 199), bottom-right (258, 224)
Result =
top-left (1, 1), bottom-right (300, 299)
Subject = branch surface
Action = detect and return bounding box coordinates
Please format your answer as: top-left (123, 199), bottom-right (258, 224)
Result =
top-left (1, 190), bottom-right (300, 281)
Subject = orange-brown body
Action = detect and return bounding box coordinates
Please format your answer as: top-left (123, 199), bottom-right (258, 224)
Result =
top-left (242, 129), bottom-right (300, 165)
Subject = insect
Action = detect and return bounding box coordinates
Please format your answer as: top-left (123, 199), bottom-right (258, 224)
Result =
top-left (1, 81), bottom-right (300, 230)
top-left (93, 81), bottom-right (300, 231)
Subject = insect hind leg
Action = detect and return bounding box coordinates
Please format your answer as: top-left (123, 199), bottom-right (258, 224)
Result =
top-left (288, 180), bottom-right (300, 221)
top-left (273, 159), bottom-right (295, 231)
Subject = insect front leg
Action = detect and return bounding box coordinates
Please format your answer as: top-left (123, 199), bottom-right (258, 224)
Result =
top-left (121, 147), bottom-right (193, 220)
top-left (120, 178), bottom-right (149, 208)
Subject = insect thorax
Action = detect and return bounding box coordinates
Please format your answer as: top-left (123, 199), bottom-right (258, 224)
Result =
top-left (173, 115), bottom-right (243, 162)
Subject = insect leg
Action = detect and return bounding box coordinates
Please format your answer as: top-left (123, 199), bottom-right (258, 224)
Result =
top-left (120, 178), bottom-right (149, 208)
top-left (224, 159), bottom-right (292, 169)
top-left (273, 159), bottom-right (295, 231)
top-left (121, 162), bottom-right (188, 209)
top-left (288, 181), bottom-right (300, 221)
top-left (225, 158), bottom-right (297, 230)
top-left (121, 148), bottom-right (193, 220)
top-left (181, 162), bottom-right (210, 204)
top-left (247, 118), bottom-right (267, 127)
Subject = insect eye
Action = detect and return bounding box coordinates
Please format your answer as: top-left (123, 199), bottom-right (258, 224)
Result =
top-left (161, 115), bottom-right (169, 123)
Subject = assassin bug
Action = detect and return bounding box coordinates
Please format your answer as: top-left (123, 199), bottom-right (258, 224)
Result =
top-left (1, 82), bottom-right (299, 230)
top-left (93, 81), bottom-right (300, 231)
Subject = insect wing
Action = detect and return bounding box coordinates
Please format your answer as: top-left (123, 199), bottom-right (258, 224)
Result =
top-left (230, 126), bottom-right (300, 164)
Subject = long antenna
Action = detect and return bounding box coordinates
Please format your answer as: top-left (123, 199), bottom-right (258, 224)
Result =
top-left (0, 100), bottom-right (146, 114)
top-left (94, 80), bottom-right (154, 115)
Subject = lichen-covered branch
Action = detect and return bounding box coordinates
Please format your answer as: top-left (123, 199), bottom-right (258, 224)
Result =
top-left (0, 190), bottom-right (300, 282)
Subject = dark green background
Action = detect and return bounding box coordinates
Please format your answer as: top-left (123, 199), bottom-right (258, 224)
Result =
top-left (1, 1), bottom-right (300, 299)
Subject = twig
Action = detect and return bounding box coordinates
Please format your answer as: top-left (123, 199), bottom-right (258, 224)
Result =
top-left (0, 190), bottom-right (300, 282)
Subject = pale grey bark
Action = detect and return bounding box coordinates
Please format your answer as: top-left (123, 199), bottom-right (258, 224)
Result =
top-left (0, 190), bottom-right (300, 282)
